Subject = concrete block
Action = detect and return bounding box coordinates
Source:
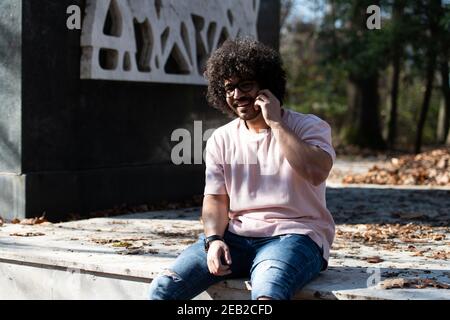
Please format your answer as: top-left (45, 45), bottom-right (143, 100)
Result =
top-left (81, 0), bottom-right (260, 84)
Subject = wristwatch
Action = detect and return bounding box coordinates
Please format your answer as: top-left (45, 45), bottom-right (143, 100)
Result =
top-left (204, 235), bottom-right (224, 252)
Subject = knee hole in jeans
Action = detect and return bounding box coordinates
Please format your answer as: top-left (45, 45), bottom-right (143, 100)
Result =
top-left (251, 260), bottom-right (293, 300)
top-left (160, 269), bottom-right (182, 282)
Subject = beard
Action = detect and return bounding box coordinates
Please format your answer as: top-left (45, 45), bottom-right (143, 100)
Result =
top-left (232, 97), bottom-right (261, 121)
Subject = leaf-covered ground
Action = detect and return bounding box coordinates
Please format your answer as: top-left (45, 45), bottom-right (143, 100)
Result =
top-left (340, 148), bottom-right (450, 186)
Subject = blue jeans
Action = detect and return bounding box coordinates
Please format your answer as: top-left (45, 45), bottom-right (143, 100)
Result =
top-left (149, 230), bottom-right (324, 300)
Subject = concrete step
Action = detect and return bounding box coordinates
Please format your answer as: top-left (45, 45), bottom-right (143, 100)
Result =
top-left (0, 209), bottom-right (448, 300)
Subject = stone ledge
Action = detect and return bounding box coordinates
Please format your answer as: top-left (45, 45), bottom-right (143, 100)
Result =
top-left (0, 209), bottom-right (448, 300)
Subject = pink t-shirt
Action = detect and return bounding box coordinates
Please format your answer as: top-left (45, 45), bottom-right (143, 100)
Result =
top-left (204, 109), bottom-right (336, 263)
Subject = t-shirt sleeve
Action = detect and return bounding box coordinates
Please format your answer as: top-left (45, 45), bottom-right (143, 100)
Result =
top-left (293, 115), bottom-right (336, 164)
top-left (204, 133), bottom-right (228, 195)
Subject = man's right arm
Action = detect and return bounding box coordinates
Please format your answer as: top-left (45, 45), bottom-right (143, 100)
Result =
top-left (202, 194), bottom-right (229, 237)
top-left (202, 194), bottom-right (232, 276)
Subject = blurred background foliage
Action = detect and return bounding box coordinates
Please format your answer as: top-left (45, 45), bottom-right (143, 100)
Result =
top-left (280, 0), bottom-right (450, 153)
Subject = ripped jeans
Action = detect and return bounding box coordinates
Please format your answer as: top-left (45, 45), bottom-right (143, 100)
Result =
top-left (148, 230), bottom-right (324, 300)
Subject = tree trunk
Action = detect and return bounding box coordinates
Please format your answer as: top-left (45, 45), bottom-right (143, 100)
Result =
top-left (387, 0), bottom-right (405, 150)
top-left (415, 52), bottom-right (437, 154)
top-left (447, 127), bottom-right (450, 145)
top-left (347, 74), bottom-right (386, 149)
top-left (343, 0), bottom-right (385, 150)
top-left (415, 0), bottom-right (443, 153)
top-left (388, 52), bottom-right (401, 150)
top-left (437, 59), bottom-right (450, 144)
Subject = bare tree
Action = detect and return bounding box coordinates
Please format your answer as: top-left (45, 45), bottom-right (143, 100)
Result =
top-left (387, 0), bottom-right (406, 150)
top-left (414, 1), bottom-right (441, 154)
top-left (281, 0), bottom-right (295, 30)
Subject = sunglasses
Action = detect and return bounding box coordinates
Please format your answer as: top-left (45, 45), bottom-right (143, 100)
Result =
top-left (225, 80), bottom-right (257, 97)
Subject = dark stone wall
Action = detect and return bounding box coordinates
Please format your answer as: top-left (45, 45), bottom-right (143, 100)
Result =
top-left (22, 0), bottom-right (223, 172)
top-left (1, 0), bottom-right (280, 220)
top-left (0, 1), bottom-right (21, 173)
top-left (0, 1), bottom-right (23, 219)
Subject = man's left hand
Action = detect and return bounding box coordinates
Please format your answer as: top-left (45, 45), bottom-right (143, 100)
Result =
top-left (254, 89), bottom-right (283, 128)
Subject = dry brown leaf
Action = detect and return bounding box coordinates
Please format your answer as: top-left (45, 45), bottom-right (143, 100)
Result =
top-left (380, 278), bottom-right (450, 290)
top-left (365, 256), bottom-right (384, 263)
top-left (117, 248), bottom-right (159, 255)
top-left (379, 278), bottom-right (406, 289)
top-left (343, 148), bottom-right (450, 186)
top-left (117, 249), bottom-right (143, 255)
top-left (19, 218), bottom-right (36, 225)
top-left (429, 251), bottom-right (449, 260)
top-left (112, 241), bottom-right (133, 248)
top-left (11, 218), bottom-right (20, 224)
top-left (20, 214), bottom-right (48, 225)
top-left (336, 223), bottom-right (449, 245)
top-left (91, 238), bottom-right (115, 244)
top-left (10, 232), bottom-right (45, 237)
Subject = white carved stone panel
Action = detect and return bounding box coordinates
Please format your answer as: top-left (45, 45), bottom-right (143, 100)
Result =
top-left (80, 0), bottom-right (260, 85)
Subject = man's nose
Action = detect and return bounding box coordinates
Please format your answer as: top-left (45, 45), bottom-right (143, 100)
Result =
top-left (233, 88), bottom-right (245, 99)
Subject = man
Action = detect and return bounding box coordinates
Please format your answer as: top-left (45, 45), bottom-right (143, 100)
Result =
top-left (149, 38), bottom-right (335, 300)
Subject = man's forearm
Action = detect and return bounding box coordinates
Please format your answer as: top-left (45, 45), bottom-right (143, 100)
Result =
top-left (271, 122), bottom-right (332, 186)
top-left (202, 194), bottom-right (230, 237)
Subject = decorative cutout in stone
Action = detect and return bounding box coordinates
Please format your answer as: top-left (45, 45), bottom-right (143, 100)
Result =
top-left (81, 0), bottom-right (260, 85)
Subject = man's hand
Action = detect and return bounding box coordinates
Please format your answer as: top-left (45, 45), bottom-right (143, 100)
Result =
top-left (254, 89), bottom-right (283, 128)
top-left (253, 90), bottom-right (333, 186)
top-left (206, 240), bottom-right (232, 276)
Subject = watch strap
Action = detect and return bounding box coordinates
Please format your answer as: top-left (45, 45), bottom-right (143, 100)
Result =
top-left (204, 235), bottom-right (224, 251)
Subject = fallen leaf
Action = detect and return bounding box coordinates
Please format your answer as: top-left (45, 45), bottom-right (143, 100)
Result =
top-left (365, 256), bottom-right (384, 263)
top-left (19, 218), bottom-right (36, 225)
top-left (117, 248), bottom-right (159, 255)
top-left (342, 148), bottom-right (450, 186)
top-left (336, 223), bottom-right (449, 245)
top-left (20, 214), bottom-right (48, 225)
top-left (432, 235), bottom-right (446, 241)
top-left (112, 241), bottom-right (133, 248)
top-left (379, 278), bottom-right (406, 289)
top-left (117, 249), bottom-right (143, 255)
top-left (11, 218), bottom-right (20, 224)
top-left (391, 212), bottom-right (425, 220)
top-left (429, 251), bottom-right (449, 260)
top-left (10, 232), bottom-right (45, 237)
top-left (380, 278), bottom-right (450, 290)
top-left (91, 238), bottom-right (115, 244)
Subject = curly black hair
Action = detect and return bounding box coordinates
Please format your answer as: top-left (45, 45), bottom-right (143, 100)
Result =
top-left (205, 37), bottom-right (287, 118)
